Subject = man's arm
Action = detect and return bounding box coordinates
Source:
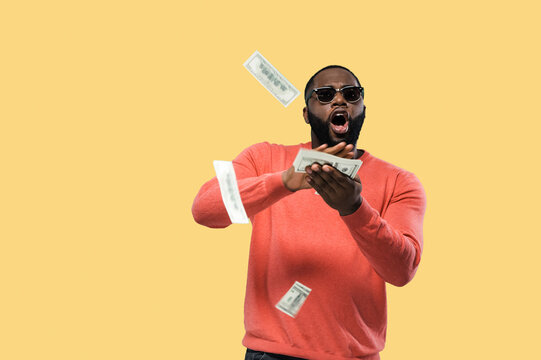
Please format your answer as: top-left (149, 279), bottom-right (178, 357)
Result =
top-left (192, 142), bottom-right (356, 228)
top-left (307, 165), bottom-right (426, 287)
top-left (191, 142), bottom-right (290, 228)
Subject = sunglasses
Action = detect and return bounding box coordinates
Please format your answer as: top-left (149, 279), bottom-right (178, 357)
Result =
top-left (306, 85), bottom-right (364, 104)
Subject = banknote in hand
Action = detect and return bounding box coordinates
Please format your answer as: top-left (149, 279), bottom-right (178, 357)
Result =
top-left (292, 148), bottom-right (362, 179)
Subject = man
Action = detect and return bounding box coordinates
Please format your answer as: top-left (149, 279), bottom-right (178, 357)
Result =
top-left (192, 65), bottom-right (426, 360)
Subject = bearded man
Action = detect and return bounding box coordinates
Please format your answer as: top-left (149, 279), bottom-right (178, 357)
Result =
top-left (192, 65), bottom-right (426, 360)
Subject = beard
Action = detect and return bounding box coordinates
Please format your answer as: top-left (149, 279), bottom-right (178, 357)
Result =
top-left (307, 106), bottom-right (366, 148)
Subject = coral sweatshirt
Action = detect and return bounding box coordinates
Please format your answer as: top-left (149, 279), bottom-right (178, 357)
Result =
top-left (192, 142), bottom-right (426, 360)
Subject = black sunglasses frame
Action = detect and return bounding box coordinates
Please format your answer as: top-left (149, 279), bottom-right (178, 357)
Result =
top-left (306, 85), bottom-right (364, 104)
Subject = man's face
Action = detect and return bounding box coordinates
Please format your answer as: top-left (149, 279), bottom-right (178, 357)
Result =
top-left (303, 68), bottom-right (365, 147)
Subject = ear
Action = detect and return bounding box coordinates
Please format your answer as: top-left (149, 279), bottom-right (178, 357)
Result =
top-left (303, 107), bottom-right (309, 124)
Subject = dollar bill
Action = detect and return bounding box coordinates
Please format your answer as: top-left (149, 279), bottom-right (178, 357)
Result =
top-left (213, 161), bottom-right (249, 224)
top-left (275, 281), bottom-right (312, 318)
top-left (243, 50), bottom-right (300, 107)
top-left (292, 148), bottom-right (363, 179)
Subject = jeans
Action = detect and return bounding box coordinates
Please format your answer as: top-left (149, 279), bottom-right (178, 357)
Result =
top-left (245, 348), bottom-right (307, 360)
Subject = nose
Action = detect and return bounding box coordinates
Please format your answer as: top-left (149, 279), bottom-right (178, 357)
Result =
top-left (331, 90), bottom-right (347, 106)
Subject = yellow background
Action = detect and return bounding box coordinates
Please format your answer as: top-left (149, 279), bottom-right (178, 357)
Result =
top-left (1, 1), bottom-right (540, 359)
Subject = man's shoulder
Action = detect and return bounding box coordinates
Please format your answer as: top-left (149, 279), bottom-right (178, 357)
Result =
top-left (362, 151), bottom-right (422, 185)
top-left (243, 141), bottom-right (308, 155)
top-left (364, 151), bottom-right (403, 171)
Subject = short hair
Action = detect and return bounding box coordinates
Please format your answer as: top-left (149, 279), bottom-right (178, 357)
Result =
top-left (304, 65), bottom-right (363, 104)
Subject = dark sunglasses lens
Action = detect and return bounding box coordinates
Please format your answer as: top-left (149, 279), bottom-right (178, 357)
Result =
top-left (342, 87), bottom-right (361, 102)
top-left (316, 89), bottom-right (335, 102)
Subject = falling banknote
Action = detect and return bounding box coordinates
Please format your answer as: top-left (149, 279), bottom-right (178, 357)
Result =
top-left (213, 161), bottom-right (249, 224)
top-left (292, 148), bottom-right (363, 179)
top-left (243, 50), bottom-right (300, 107)
top-left (275, 281), bottom-right (312, 318)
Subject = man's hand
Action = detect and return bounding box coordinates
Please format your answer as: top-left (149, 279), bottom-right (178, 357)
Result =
top-left (306, 163), bottom-right (363, 216)
top-left (282, 142), bottom-right (354, 192)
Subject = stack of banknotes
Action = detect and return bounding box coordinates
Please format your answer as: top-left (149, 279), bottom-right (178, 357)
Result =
top-left (292, 149), bottom-right (362, 179)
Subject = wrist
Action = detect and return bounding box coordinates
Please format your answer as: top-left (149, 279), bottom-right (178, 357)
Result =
top-left (281, 169), bottom-right (296, 192)
top-left (339, 196), bottom-right (363, 216)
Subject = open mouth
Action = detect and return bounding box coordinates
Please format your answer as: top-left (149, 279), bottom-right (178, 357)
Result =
top-left (330, 112), bottom-right (349, 135)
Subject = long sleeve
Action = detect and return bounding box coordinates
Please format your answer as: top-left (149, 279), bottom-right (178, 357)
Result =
top-left (192, 142), bottom-right (293, 228)
top-left (341, 171), bottom-right (426, 287)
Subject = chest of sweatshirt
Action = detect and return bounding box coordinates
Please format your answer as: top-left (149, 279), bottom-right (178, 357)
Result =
top-left (250, 142), bottom-right (401, 219)
top-left (245, 142), bottom-right (401, 290)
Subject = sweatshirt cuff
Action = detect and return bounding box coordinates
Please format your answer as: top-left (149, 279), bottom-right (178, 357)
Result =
top-left (340, 196), bottom-right (377, 228)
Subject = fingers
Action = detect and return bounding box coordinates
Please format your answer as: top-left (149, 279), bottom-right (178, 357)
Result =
top-left (339, 143), bottom-right (354, 158)
top-left (320, 165), bottom-right (351, 189)
top-left (306, 163), bottom-right (363, 214)
top-left (321, 142), bottom-right (354, 159)
top-left (306, 173), bottom-right (332, 197)
top-left (313, 143), bottom-right (329, 151)
top-left (306, 164), bottom-right (344, 195)
top-left (333, 145), bottom-right (354, 159)
top-left (322, 142), bottom-right (346, 154)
